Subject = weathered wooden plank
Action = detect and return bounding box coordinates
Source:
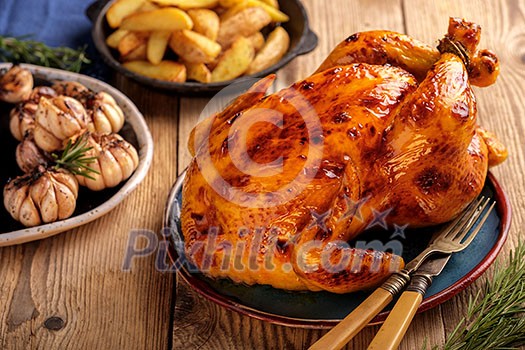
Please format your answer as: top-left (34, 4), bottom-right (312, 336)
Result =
top-left (0, 1), bottom-right (520, 349)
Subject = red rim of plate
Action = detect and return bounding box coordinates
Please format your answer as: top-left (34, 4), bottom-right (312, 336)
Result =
top-left (164, 172), bottom-right (511, 329)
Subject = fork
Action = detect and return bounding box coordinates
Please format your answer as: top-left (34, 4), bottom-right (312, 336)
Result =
top-left (398, 196), bottom-right (494, 274)
top-left (309, 196), bottom-right (494, 350)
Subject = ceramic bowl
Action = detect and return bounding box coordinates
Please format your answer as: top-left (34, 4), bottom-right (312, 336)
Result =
top-left (0, 63), bottom-right (153, 246)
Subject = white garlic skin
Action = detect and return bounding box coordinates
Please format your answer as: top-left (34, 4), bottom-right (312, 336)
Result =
top-left (3, 169), bottom-right (79, 227)
top-left (52, 81), bottom-right (90, 100)
top-left (33, 96), bottom-right (89, 152)
top-left (16, 137), bottom-right (50, 173)
top-left (53, 81), bottom-right (125, 135)
top-left (0, 66), bottom-right (34, 104)
top-left (88, 92), bottom-right (125, 134)
top-left (76, 133), bottom-right (139, 191)
top-left (10, 103), bottom-right (37, 141)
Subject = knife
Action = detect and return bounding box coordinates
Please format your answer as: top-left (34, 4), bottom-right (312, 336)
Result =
top-left (367, 254), bottom-right (452, 350)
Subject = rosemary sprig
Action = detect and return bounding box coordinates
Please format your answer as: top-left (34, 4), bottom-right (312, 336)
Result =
top-left (52, 134), bottom-right (100, 180)
top-left (433, 241), bottom-right (525, 350)
top-left (0, 35), bottom-right (91, 73)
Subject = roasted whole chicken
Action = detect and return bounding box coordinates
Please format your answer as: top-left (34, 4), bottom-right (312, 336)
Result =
top-left (181, 18), bottom-right (507, 293)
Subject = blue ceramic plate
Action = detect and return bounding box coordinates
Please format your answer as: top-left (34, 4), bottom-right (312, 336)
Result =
top-left (164, 172), bottom-right (510, 328)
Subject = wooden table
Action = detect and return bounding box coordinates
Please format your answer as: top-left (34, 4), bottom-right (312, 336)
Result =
top-left (1, 0), bottom-right (524, 349)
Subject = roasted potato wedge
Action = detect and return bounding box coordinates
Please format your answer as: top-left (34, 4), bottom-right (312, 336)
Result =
top-left (147, 31), bottom-right (172, 64)
top-left (220, 1), bottom-right (251, 21)
top-left (106, 0), bottom-right (146, 28)
top-left (106, 28), bottom-right (130, 49)
top-left (246, 26), bottom-right (289, 74)
top-left (217, 7), bottom-right (271, 48)
top-left (218, 0), bottom-right (243, 7)
top-left (137, 1), bottom-right (160, 12)
top-left (261, 0), bottom-right (279, 8)
top-left (123, 60), bottom-right (187, 82)
top-left (245, 0), bottom-right (288, 22)
top-left (169, 30), bottom-right (222, 63)
top-left (118, 31), bottom-right (149, 56)
top-left (121, 43), bottom-right (147, 61)
top-left (211, 36), bottom-right (255, 82)
top-left (188, 9), bottom-right (220, 41)
top-left (221, 0), bottom-right (287, 22)
top-left (151, 0), bottom-right (219, 9)
top-left (120, 8), bottom-right (193, 32)
top-left (185, 62), bottom-right (212, 83)
top-left (248, 32), bottom-right (265, 51)
top-left (207, 55), bottom-right (221, 71)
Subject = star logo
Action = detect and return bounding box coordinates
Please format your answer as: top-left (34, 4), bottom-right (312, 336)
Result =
top-left (340, 194), bottom-right (369, 223)
top-left (366, 208), bottom-right (392, 230)
top-left (307, 209), bottom-right (332, 232)
top-left (390, 223), bottom-right (408, 239)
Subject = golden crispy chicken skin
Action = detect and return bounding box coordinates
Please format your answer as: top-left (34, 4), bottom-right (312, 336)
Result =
top-left (317, 17), bottom-right (499, 87)
top-left (181, 18), bottom-right (507, 293)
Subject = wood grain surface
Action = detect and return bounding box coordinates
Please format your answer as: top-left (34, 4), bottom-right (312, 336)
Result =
top-left (0, 0), bottom-right (524, 349)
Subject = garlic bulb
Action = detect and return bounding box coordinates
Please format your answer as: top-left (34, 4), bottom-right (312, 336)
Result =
top-left (53, 81), bottom-right (125, 134)
top-left (29, 86), bottom-right (58, 102)
top-left (33, 96), bottom-right (89, 152)
top-left (10, 103), bottom-right (37, 141)
top-left (10, 86), bottom-right (57, 141)
top-left (16, 136), bottom-right (51, 173)
top-left (86, 92), bottom-right (125, 134)
top-left (52, 81), bottom-right (89, 100)
top-left (3, 167), bottom-right (79, 227)
top-left (0, 66), bottom-right (33, 103)
top-left (76, 133), bottom-right (139, 191)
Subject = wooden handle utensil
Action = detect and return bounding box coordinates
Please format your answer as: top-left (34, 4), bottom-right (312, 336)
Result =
top-left (309, 271), bottom-right (411, 350)
top-left (367, 275), bottom-right (431, 350)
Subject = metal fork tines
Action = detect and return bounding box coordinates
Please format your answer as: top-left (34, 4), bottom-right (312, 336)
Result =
top-left (404, 196), bottom-right (495, 274)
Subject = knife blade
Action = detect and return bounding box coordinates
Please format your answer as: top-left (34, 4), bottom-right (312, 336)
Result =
top-left (414, 253), bottom-right (451, 277)
top-left (404, 253), bottom-right (451, 295)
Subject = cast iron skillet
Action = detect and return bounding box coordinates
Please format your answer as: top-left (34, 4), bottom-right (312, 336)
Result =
top-left (86, 0), bottom-right (318, 94)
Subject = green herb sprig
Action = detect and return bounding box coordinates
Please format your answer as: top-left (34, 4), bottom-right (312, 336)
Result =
top-left (432, 240), bottom-right (525, 350)
top-left (0, 35), bottom-right (90, 73)
top-left (52, 134), bottom-right (100, 180)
